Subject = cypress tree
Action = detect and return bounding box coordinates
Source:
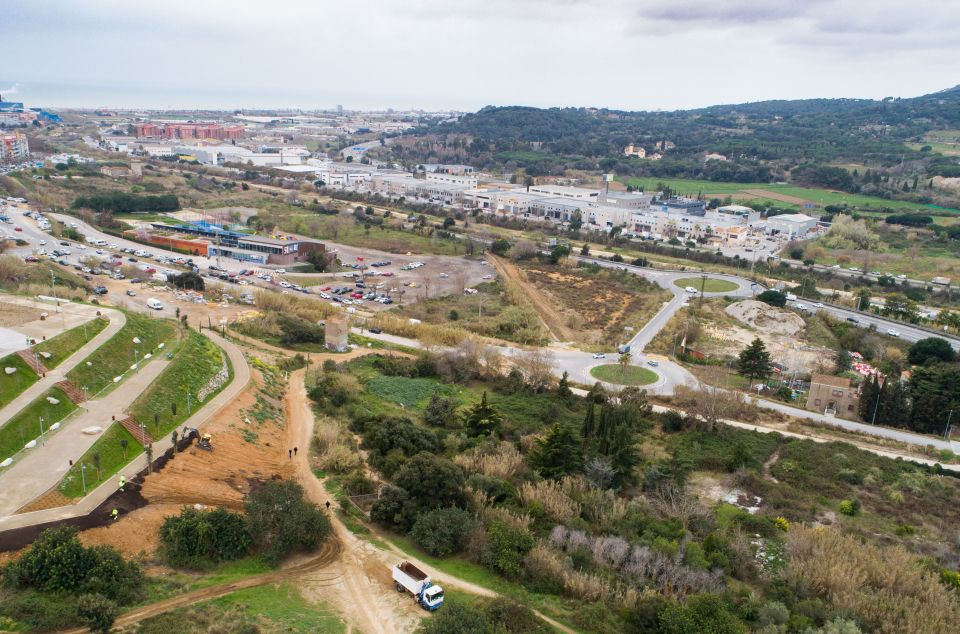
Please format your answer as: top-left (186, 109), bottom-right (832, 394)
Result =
top-left (581, 404), bottom-right (596, 441)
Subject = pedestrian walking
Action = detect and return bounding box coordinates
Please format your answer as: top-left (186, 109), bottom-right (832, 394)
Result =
top-left (294, 446), bottom-right (298, 456)
top-left (288, 449), bottom-right (292, 459)
top-left (325, 500), bottom-right (331, 510)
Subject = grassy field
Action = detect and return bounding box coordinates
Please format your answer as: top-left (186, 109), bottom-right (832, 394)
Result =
top-left (590, 363), bottom-right (658, 386)
top-left (624, 176), bottom-right (959, 214)
top-left (135, 582), bottom-right (346, 634)
top-left (128, 329), bottom-right (231, 438)
top-left (33, 316), bottom-right (109, 369)
top-left (673, 277), bottom-right (739, 292)
top-left (65, 311), bottom-right (177, 396)
top-left (0, 387), bottom-right (78, 464)
top-left (0, 354), bottom-right (39, 410)
top-left (276, 212), bottom-right (466, 256)
top-left (58, 422), bottom-right (140, 497)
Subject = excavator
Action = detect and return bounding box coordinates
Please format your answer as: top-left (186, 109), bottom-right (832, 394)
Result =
top-left (184, 427), bottom-right (213, 451)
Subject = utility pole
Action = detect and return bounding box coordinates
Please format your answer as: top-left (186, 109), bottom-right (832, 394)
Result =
top-left (870, 379), bottom-right (883, 425)
top-left (945, 409), bottom-right (954, 440)
top-left (39, 416), bottom-right (45, 446)
top-left (698, 270), bottom-right (707, 309)
top-left (81, 463), bottom-right (87, 495)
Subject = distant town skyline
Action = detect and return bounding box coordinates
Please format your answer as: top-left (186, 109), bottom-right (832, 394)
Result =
top-left (3, 0), bottom-right (958, 112)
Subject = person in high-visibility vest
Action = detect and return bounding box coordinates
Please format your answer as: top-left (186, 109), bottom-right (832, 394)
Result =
top-left (111, 508), bottom-right (119, 521)
top-left (118, 475), bottom-right (126, 492)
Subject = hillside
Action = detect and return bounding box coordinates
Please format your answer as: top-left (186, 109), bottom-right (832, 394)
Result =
top-left (387, 87), bottom-right (960, 207)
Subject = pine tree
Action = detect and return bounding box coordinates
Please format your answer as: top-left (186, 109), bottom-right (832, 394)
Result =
top-left (581, 404), bottom-right (596, 441)
top-left (463, 391), bottom-right (504, 437)
top-left (737, 338), bottom-right (771, 387)
top-left (608, 425), bottom-right (639, 487)
top-left (531, 424), bottom-right (583, 479)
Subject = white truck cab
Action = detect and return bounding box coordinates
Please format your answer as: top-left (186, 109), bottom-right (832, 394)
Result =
top-left (392, 561), bottom-right (444, 611)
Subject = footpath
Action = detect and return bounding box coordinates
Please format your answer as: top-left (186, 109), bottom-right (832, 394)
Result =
top-left (0, 330), bottom-right (250, 531)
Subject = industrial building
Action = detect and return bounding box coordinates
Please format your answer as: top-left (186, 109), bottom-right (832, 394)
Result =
top-left (134, 122), bottom-right (245, 140)
top-left (138, 221), bottom-right (325, 265)
top-left (765, 213), bottom-right (818, 238)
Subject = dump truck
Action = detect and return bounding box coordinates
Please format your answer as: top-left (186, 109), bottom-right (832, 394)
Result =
top-left (391, 561), bottom-right (444, 611)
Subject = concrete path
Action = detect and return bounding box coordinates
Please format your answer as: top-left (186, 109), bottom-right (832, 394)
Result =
top-left (0, 305), bottom-right (125, 425)
top-left (0, 354), bottom-right (170, 516)
top-left (0, 329), bottom-right (250, 530)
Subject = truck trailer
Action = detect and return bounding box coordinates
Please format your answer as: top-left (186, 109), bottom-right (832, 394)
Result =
top-left (391, 561), bottom-right (444, 611)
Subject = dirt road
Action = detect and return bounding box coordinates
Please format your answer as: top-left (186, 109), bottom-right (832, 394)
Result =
top-left (487, 256), bottom-right (573, 343)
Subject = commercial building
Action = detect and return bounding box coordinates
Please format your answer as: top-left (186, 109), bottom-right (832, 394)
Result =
top-left (0, 132), bottom-right (29, 162)
top-left (806, 374), bottom-right (859, 420)
top-left (656, 197), bottom-right (706, 216)
top-left (142, 221), bottom-right (324, 265)
top-left (765, 213), bottom-right (818, 238)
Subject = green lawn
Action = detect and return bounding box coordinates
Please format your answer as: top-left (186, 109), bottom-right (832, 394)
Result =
top-left (590, 364), bottom-right (659, 386)
top-left (0, 387), bottom-right (78, 463)
top-left (66, 311), bottom-right (177, 396)
top-left (58, 422), bottom-right (141, 497)
top-left (0, 354), bottom-right (39, 410)
top-left (33, 316), bottom-right (109, 369)
top-left (673, 277), bottom-right (739, 293)
top-left (128, 329), bottom-right (231, 438)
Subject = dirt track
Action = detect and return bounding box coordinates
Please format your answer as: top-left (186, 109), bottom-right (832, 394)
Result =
top-left (487, 256), bottom-right (573, 342)
top-left (738, 188), bottom-right (812, 206)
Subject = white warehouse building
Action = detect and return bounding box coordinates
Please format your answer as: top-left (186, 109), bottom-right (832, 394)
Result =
top-left (764, 213), bottom-right (818, 238)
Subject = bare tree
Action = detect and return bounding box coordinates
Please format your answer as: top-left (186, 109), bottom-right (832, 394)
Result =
top-left (514, 348), bottom-right (556, 392)
top-left (651, 482), bottom-right (705, 531)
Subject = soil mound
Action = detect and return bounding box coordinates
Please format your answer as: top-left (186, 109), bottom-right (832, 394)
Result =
top-left (725, 300), bottom-right (805, 337)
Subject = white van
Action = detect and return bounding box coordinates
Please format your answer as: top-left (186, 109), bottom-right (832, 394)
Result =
top-left (146, 298), bottom-right (164, 310)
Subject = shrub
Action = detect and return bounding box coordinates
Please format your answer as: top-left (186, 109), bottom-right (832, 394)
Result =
top-left (482, 520), bottom-right (534, 579)
top-left (774, 517), bottom-right (790, 532)
top-left (518, 480), bottom-right (581, 523)
top-left (455, 442), bottom-right (524, 480)
top-left (659, 593), bottom-right (746, 634)
top-left (321, 444), bottom-right (361, 473)
top-left (410, 507), bottom-right (477, 557)
top-left (3, 527), bottom-right (144, 604)
top-left (838, 499), bottom-right (860, 516)
top-left (245, 480), bottom-right (331, 565)
top-left (757, 290), bottom-right (787, 307)
top-left (417, 601), bottom-right (491, 634)
top-left (370, 484), bottom-right (417, 531)
top-left (907, 337), bottom-right (955, 365)
top-left (75, 593), bottom-right (118, 634)
top-left (160, 507), bottom-right (251, 567)
top-left (393, 452), bottom-right (466, 514)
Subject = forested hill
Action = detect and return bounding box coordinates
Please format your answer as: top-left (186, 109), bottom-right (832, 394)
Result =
top-left (392, 87), bottom-right (960, 184)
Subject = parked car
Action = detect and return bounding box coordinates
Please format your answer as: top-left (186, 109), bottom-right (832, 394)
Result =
top-left (92, 286), bottom-right (107, 295)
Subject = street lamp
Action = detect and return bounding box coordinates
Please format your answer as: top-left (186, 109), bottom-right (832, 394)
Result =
top-left (81, 463), bottom-right (87, 494)
top-left (39, 416), bottom-right (45, 446)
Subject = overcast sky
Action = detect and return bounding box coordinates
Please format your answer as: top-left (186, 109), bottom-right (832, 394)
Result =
top-left (2, 0), bottom-right (958, 112)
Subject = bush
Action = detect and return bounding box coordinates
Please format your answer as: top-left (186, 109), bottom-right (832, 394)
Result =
top-left (757, 290), bottom-right (787, 307)
top-left (370, 484), bottom-right (417, 531)
top-left (659, 593), bottom-right (746, 634)
top-left (417, 601), bottom-right (491, 634)
top-left (838, 499), bottom-right (861, 516)
top-left (170, 271), bottom-right (204, 291)
top-left (245, 480), bottom-right (331, 565)
top-left (481, 520), bottom-right (534, 579)
top-left (159, 507), bottom-right (251, 567)
top-left (410, 507), bottom-right (477, 557)
top-left (3, 526), bottom-right (144, 604)
top-left (75, 593), bottom-right (118, 634)
top-left (393, 452), bottom-right (466, 514)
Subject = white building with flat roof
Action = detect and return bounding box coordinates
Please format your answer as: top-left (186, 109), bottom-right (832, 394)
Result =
top-left (765, 213), bottom-right (818, 238)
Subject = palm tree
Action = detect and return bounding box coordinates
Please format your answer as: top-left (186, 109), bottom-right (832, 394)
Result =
top-left (618, 352), bottom-right (632, 376)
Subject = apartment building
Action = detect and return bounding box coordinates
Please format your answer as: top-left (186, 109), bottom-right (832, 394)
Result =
top-left (0, 131), bottom-right (29, 162)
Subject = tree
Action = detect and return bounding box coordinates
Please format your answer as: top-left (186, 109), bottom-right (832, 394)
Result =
top-left (756, 290), bottom-right (787, 307)
top-left (581, 403), bottom-right (596, 440)
top-left (908, 337), bottom-right (955, 365)
top-left (608, 425), bottom-right (640, 487)
top-left (410, 507), bottom-right (476, 557)
top-left (737, 338), bottom-right (771, 387)
top-left (580, 243), bottom-right (590, 256)
top-left (618, 351), bottom-right (632, 375)
top-left (392, 453), bottom-right (466, 513)
top-left (463, 391), bottom-right (504, 437)
top-left (531, 424), bottom-right (583, 479)
top-left (170, 271), bottom-right (204, 291)
top-left (557, 371), bottom-right (573, 401)
top-left (568, 209), bottom-right (583, 231)
top-left (548, 244), bottom-right (571, 264)
top-left (481, 520), bottom-right (534, 579)
top-left (490, 238), bottom-right (511, 256)
top-left (659, 593), bottom-right (746, 634)
top-left (75, 594), bottom-right (118, 634)
top-left (423, 392), bottom-right (456, 427)
top-left (160, 507), bottom-right (251, 567)
top-left (244, 480), bottom-right (331, 565)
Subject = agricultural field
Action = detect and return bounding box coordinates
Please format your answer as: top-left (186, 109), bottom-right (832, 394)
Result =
top-left (624, 176), bottom-right (959, 214)
top-left (906, 129), bottom-right (960, 155)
